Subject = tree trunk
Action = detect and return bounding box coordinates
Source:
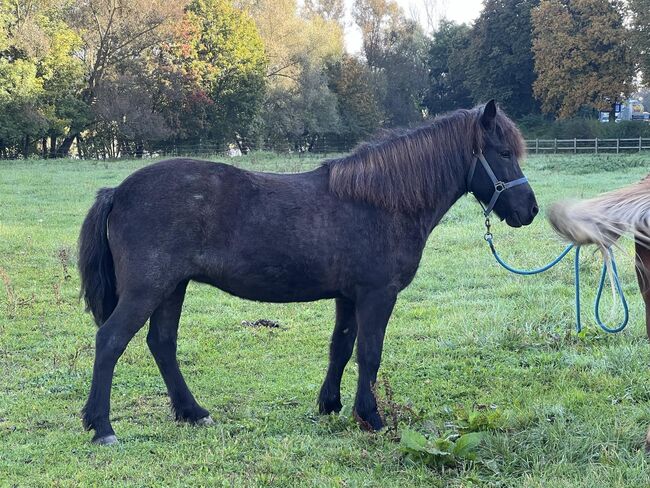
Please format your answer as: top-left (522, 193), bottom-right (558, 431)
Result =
top-left (49, 134), bottom-right (57, 159)
top-left (42, 138), bottom-right (48, 158)
top-left (609, 102), bottom-right (617, 123)
top-left (22, 135), bottom-right (30, 158)
top-left (135, 140), bottom-right (144, 159)
top-left (76, 135), bottom-right (84, 159)
top-left (56, 133), bottom-right (77, 158)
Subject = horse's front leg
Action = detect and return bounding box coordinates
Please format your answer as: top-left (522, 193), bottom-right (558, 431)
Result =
top-left (319, 297), bottom-right (357, 414)
top-left (635, 240), bottom-right (650, 340)
top-left (353, 288), bottom-right (397, 431)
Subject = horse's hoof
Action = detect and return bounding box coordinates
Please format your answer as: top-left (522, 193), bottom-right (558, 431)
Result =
top-left (93, 434), bottom-right (118, 446)
top-left (196, 416), bottom-right (214, 426)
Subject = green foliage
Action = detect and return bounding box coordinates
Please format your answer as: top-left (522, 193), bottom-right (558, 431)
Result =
top-left (464, 0), bottom-right (540, 118)
top-left (353, 1), bottom-right (428, 127)
top-left (327, 55), bottom-right (383, 143)
top-left (453, 405), bottom-right (507, 433)
top-left (628, 0), bottom-right (650, 84)
top-left (400, 429), bottom-right (484, 468)
top-left (376, 19), bottom-right (429, 126)
top-left (424, 20), bottom-right (473, 116)
top-left (182, 0), bottom-right (267, 142)
top-left (518, 116), bottom-right (650, 140)
top-left (258, 60), bottom-right (341, 147)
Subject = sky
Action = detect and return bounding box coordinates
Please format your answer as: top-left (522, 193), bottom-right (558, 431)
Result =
top-left (343, 0), bottom-right (485, 53)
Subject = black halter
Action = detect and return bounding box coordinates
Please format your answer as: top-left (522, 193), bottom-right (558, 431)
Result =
top-left (466, 151), bottom-right (529, 218)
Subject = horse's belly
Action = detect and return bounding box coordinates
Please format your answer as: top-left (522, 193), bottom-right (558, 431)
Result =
top-left (193, 255), bottom-right (340, 303)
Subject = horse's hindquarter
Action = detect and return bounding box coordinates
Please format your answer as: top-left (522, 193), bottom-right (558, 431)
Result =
top-left (108, 159), bottom-right (426, 302)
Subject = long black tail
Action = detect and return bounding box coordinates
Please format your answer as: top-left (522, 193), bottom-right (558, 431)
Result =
top-left (78, 188), bottom-right (117, 326)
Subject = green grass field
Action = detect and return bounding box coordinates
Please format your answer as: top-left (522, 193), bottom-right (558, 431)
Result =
top-left (1, 153), bottom-right (649, 487)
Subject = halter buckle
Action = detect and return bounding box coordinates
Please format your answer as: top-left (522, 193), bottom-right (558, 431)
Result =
top-left (494, 181), bottom-right (506, 193)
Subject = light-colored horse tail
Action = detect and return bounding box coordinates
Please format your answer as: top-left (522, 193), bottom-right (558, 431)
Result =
top-left (547, 176), bottom-right (650, 250)
top-left (547, 176), bottom-right (650, 303)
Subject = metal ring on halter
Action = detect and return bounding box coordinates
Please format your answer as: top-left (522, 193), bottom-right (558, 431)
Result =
top-left (494, 182), bottom-right (506, 193)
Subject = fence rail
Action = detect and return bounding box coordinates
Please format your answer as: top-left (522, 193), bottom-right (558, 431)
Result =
top-left (525, 138), bottom-right (650, 154)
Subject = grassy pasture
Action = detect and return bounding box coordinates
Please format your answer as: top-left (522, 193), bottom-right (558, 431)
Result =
top-left (0, 153), bottom-right (649, 487)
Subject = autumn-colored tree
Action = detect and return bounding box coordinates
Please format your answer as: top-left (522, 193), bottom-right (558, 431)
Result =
top-left (532, 0), bottom-right (634, 118)
top-left (239, 0), bottom-right (342, 84)
top-left (52, 0), bottom-right (185, 155)
top-left (179, 0), bottom-right (267, 143)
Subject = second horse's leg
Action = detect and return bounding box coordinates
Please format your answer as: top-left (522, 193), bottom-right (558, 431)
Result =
top-left (147, 281), bottom-right (211, 424)
top-left (635, 240), bottom-right (650, 340)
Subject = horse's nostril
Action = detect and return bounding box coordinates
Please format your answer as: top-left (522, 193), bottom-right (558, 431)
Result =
top-left (532, 204), bottom-right (539, 216)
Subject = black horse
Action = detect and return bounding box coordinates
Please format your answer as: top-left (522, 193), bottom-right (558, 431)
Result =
top-left (78, 101), bottom-right (538, 444)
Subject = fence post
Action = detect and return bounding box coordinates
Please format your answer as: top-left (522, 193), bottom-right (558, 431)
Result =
top-left (535, 139), bottom-right (539, 154)
top-left (616, 139), bottom-right (619, 154)
top-left (595, 138), bottom-right (598, 155)
top-left (640, 136), bottom-right (642, 153)
top-left (574, 138), bottom-right (577, 154)
top-left (554, 138), bottom-right (557, 154)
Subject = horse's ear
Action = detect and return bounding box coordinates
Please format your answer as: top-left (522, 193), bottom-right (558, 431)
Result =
top-left (481, 99), bottom-right (497, 131)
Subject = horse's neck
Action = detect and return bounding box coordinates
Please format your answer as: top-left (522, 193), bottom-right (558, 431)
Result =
top-left (414, 173), bottom-right (468, 238)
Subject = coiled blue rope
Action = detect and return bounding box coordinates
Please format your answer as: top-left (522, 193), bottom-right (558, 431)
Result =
top-left (485, 236), bottom-right (629, 333)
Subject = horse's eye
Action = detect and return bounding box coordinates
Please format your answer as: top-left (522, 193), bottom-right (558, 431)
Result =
top-left (500, 150), bottom-right (511, 159)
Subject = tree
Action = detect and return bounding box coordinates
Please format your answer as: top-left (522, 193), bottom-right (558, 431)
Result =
top-left (628, 0), bottom-right (650, 84)
top-left (463, 0), bottom-right (540, 118)
top-left (352, 1), bottom-right (428, 127)
top-left (327, 55), bottom-right (383, 143)
top-left (53, 0), bottom-right (185, 155)
top-left (532, 0), bottom-right (634, 119)
top-left (239, 0), bottom-right (343, 83)
top-left (260, 60), bottom-right (340, 148)
top-left (377, 19), bottom-right (429, 126)
top-left (303, 0), bottom-right (345, 24)
top-left (424, 20), bottom-right (473, 116)
top-left (178, 0), bottom-right (267, 144)
top-left (0, 0), bottom-right (85, 157)
top-left (239, 0), bottom-right (344, 147)
top-left (352, 0), bottom-right (401, 68)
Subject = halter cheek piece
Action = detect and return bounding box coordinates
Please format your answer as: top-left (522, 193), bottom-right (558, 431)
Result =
top-left (466, 151), bottom-right (529, 218)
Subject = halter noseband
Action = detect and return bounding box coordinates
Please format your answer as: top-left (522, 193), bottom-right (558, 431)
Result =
top-left (466, 151), bottom-right (529, 218)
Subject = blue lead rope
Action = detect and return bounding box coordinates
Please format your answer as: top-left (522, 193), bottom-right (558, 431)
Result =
top-left (485, 236), bottom-right (629, 333)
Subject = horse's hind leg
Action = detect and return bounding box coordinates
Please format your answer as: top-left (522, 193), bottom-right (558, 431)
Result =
top-left (147, 281), bottom-right (211, 424)
top-left (318, 297), bottom-right (357, 414)
top-left (634, 240), bottom-right (650, 340)
top-left (82, 292), bottom-right (158, 444)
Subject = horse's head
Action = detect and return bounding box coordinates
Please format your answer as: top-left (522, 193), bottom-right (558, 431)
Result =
top-left (468, 100), bottom-right (538, 228)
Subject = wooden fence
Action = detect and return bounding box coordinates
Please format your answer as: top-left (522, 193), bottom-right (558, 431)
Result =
top-left (526, 138), bottom-right (650, 154)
